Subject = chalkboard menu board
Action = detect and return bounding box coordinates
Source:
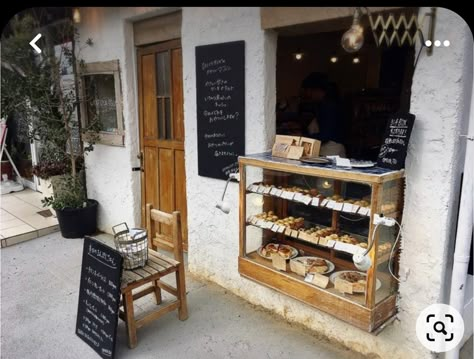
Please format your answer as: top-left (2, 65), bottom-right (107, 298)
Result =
top-left (377, 113), bottom-right (415, 170)
top-left (76, 236), bottom-right (123, 359)
top-left (196, 40), bottom-right (245, 180)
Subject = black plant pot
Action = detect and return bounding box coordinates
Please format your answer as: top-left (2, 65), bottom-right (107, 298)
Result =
top-left (55, 199), bottom-right (98, 238)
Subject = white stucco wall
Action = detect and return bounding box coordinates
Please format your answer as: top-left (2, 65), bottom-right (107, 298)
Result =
top-left (182, 7), bottom-right (473, 359)
top-left (78, 6), bottom-right (473, 358)
top-left (77, 7), bottom-right (178, 232)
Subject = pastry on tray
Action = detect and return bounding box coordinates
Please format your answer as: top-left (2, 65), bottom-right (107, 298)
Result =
top-left (340, 271), bottom-right (366, 292)
top-left (260, 243), bottom-right (296, 259)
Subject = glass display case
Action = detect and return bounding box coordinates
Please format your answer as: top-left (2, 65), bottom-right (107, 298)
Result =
top-left (238, 153), bottom-right (405, 332)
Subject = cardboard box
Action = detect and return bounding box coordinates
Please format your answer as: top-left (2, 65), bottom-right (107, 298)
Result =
top-left (299, 137), bottom-right (321, 157)
top-left (271, 135), bottom-right (320, 160)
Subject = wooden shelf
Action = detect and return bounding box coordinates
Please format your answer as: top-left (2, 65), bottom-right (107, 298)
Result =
top-left (239, 154), bottom-right (404, 333)
top-left (239, 153), bottom-right (404, 184)
top-left (239, 253), bottom-right (397, 332)
top-left (246, 222), bottom-right (392, 265)
top-left (246, 187), bottom-right (376, 218)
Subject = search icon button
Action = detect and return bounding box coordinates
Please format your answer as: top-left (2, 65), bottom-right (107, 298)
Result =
top-left (433, 321), bottom-right (447, 335)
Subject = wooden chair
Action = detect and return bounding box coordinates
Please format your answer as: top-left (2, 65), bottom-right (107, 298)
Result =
top-left (119, 204), bottom-right (188, 348)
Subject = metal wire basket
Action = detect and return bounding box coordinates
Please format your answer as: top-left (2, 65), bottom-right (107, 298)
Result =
top-left (112, 222), bottom-right (148, 270)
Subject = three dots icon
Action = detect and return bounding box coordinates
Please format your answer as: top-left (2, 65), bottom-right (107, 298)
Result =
top-left (425, 40), bottom-right (450, 47)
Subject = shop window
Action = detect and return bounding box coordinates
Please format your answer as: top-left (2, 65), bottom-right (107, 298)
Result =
top-left (80, 60), bottom-right (124, 146)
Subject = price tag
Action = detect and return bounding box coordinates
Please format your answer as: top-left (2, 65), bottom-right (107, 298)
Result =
top-left (271, 224), bottom-right (279, 232)
top-left (326, 239), bottom-right (336, 248)
top-left (366, 209), bottom-right (371, 217)
top-left (312, 273), bottom-right (329, 288)
top-left (358, 207), bottom-right (369, 216)
top-left (277, 225), bottom-right (286, 233)
top-left (318, 237), bottom-right (328, 246)
top-left (283, 191), bottom-right (295, 200)
top-left (333, 202), bottom-right (344, 211)
top-left (334, 242), bottom-right (359, 254)
top-left (293, 193), bottom-right (304, 202)
top-left (274, 189), bottom-right (283, 197)
top-left (270, 187), bottom-right (279, 196)
top-left (271, 254), bottom-right (287, 271)
top-left (290, 260), bottom-right (307, 276)
top-left (335, 277), bottom-right (353, 294)
top-left (298, 232), bottom-right (313, 243)
top-left (255, 219), bottom-right (264, 227)
top-left (326, 200), bottom-right (336, 209)
top-left (304, 273), bottom-right (314, 283)
top-left (320, 199), bottom-right (329, 207)
top-left (302, 196), bottom-right (313, 205)
top-left (264, 221), bottom-right (274, 229)
top-left (284, 227), bottom-right (293, 236)
top-left (290, 230), bottom-right (299, 238)
top-left (263, 186), bottom-right (272, 194)
top-left (342, 203), bottom-right (353, 213)
top-left (351, 205), bottom-right (360, 214)
top-left (311, 197), bottom-right (320, 207)
top-left (256, 184), bottom-right (266, 193)
top-left (247, 184), bottom-right (254, 192)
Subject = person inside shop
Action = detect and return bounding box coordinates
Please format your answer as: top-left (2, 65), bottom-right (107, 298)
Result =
top-left (298, 72), bottom-right (346, 157)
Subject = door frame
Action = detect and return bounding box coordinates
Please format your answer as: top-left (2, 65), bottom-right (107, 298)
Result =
top-left (136, 39), bottom-right (187, 249)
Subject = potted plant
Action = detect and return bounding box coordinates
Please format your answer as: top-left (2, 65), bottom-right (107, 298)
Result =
top-left (32, 160), bottom-right (69, 198)
top-left (1, 11), bottom-right (101, 238)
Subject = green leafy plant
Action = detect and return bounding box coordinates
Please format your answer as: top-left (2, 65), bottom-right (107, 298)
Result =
top-left (42, 174), bottom-right (86, 210)
top-left (32, 161), bottom-right (68, 179)
top-left (1, 10), bottom-right (101, 209)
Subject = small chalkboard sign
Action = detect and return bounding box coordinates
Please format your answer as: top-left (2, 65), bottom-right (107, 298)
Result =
top-left (377, 113), bottom-right (415, 170)
top-left (196, 40), bottom-right (245, 180)
top-left (76, 236), bottom-right (123, 359)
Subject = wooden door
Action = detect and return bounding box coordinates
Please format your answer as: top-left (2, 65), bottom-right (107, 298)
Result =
top-left (138, 39), bottom-right (187, 249)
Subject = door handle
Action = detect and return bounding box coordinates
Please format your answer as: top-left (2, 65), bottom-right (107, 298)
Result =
top-left (134, 152), bottom-right (144, 172)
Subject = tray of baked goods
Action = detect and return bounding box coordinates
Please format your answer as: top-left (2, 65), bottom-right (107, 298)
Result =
top-left (330, 271), bottom-right (382, 294)
top-left (257, 242), bottom-right (299, 260)
top-left (247, 211), bottom-right (392, 259)
top-left (245, 182), bottom-right (382, 217)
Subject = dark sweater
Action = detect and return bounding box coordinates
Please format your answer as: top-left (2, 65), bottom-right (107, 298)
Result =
top-left (299, 100), bottom-right (344, 144)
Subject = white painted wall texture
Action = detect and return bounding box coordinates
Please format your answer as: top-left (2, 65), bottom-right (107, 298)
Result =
top-left (78, 6), bottom-right (473, 358)
top-left (182, 7), bottom-right (473, 359)
top-left (77, 7), bottom-right (176, 232)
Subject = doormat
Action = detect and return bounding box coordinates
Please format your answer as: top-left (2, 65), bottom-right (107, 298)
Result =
top-left (37, 209), bottom-right (53, 218)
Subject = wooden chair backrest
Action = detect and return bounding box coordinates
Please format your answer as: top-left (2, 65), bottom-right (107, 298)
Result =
top-left (145, 203), bottom-right (184, 264)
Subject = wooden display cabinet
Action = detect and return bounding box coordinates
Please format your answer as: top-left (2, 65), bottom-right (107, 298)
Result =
top-left (238, 153), bottom-right (405, 332)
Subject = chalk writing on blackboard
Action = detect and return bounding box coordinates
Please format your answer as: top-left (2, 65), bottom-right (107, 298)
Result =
top-left (377, 113), bottom-right (415, 170)
top-left (196, 41), bottom-right (245, 180)
top-left (76, 237), bottom-right (123, 359)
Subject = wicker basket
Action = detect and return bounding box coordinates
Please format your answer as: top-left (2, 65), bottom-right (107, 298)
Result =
top-left (112, 222), bottom-right (148, 270)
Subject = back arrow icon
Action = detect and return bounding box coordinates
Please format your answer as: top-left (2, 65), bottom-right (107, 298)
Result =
top-left (29, 33), bottom-right (42, 54)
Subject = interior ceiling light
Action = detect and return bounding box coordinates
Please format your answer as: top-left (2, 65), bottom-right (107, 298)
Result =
top-left (352, 56), bottom-right (360, 64)
top-left (341, 8), bottom-right (364, 53)
top-left (341, 7), bottom-right (437, 56)
top-left (294, 49), bottom-right (304, 60)
top-left (72, 8), bottom-right (81, 24)
top-left (330, 56), bottom-right (338, 63)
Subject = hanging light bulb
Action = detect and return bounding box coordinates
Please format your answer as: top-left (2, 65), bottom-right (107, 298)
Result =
top-left (341, 8), bottom-right (364, 53)
top-left (352, 56), bottom-right (360, 64)
top-left (330, 56), bottom-right (338, 63)
top-left (72, 8), bottom-right (81, 24)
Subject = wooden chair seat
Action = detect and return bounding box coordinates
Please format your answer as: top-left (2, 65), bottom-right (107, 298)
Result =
top-left (119, 205), bottom-right (188, 349)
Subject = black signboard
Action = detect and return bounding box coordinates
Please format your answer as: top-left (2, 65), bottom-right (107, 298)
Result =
top-left (377, 113), bottom-right (415, 170)
top-left (76, 236), bottom-right (123, 359)
top-left (196, 40), bottom-right (245, 180)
